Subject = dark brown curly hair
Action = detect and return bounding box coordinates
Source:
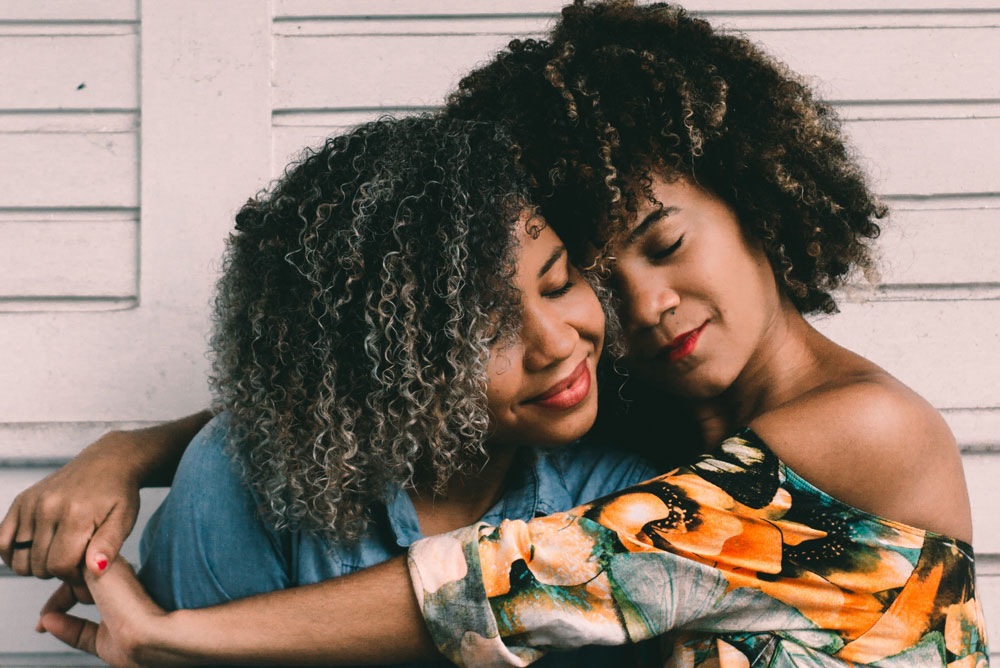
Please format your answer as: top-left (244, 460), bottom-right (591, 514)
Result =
top-left (210, 116), bottom-right (531, 541)
top-left (446, 0), bottom-right (885, 314)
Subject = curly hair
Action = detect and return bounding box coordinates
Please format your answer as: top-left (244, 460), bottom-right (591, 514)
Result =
top-left (446, 0), bottom-right (886, 314)
top-left (209, 116), bottom-right (531, 542)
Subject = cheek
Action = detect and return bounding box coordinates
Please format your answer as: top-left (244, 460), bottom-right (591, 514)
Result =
top-left (578, 290), bottom-right (606, 344)
top-left (484, 349), bottom-right (522, 416)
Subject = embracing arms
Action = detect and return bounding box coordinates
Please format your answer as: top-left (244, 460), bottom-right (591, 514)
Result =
top-left (42, 555), bottom-right (434, 667)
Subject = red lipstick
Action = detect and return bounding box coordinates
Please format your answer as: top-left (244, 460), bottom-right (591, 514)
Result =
top-left (663, 322), bottom-right (707, 363)
top-left (528, 359), bottom-right (591, 410)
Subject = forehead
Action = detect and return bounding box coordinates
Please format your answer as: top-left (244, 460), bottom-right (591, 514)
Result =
top-left (616, 175), bottom-right (691, 243)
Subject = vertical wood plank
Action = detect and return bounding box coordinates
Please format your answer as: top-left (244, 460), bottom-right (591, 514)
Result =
top-left (138, 1), bottom-right (274, 394)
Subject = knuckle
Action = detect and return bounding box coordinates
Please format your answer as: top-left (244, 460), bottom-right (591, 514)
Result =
top-left (38, 495), bottom-right (65, 517)
top-left (50, 558), bottom-right (81, 580)
top-left (64, 499), bottom-right (89, 518)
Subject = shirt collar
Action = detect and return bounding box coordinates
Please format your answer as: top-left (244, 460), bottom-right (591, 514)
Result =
top-left (383, 446), bottom-right (575, 548)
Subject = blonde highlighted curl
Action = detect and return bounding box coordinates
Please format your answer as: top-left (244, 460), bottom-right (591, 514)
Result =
top-left (209, 116), bottom-right (529, 542)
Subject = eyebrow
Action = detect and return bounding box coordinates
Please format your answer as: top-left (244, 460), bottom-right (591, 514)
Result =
top-left (538, 245), bottom-right (567, 279)
top-left (625, 205), bottom-right (680, 246)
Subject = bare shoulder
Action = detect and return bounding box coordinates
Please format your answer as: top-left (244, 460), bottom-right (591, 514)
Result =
top-left (749, 372), bottom-right (972, 543)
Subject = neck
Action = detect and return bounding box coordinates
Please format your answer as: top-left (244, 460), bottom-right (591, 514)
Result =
top-left (687, 298), bottom-right (825, 447)
top-left (407, 442), bottom-right (519, 536)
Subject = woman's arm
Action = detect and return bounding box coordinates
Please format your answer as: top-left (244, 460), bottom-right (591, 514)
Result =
top-left (41, 555), bottom-right (435, 667)
top-left (0, 410), bottom-right (213, 580)
top-left (41, 432), bottom-right (984, 667)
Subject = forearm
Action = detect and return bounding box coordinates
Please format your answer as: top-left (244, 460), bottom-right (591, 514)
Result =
top-left (150, 556), bottom-right (437, 666)
top-left (110, 409), bottom-right (214, 487)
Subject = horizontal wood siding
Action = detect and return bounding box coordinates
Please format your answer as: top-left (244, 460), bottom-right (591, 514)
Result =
top-left (0, 1), bottom-right (996, 663)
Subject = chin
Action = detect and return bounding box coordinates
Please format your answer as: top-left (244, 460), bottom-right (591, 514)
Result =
top-left (646, 366), bottom-right (732, 401)
top-left (531, 405), bottom-right (598, 448)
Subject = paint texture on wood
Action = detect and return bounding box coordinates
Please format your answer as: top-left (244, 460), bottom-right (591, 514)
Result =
top-left (0, 220), bottom-right (138, 298)
top-left (0, 33), bottom-right (138, 110)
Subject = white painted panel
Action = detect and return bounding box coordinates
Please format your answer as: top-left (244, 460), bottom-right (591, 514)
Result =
top-left (137, 2), bottom-right (272, 313)
top-left (271, 12), bottom-right (1000, 34)
top-left (877, 208), bottom-right (1000, 286)
top-left (844, 118), bottom-right (999, 196)
top-left (0, 34), bottom-right (138, 110)
top-left (273, 117), bottom-right (1000, 197)
top-left (0, 422), bottom-right (158, 462)
top-left (276, 0), bottom-right (1000, 16)
top-left (964, 454), bottom-right (1000, 554)
top-left (0, 653), bottom-right (102, 667)
top-left (810, 300), bottom-right (1000, 411)
top-left (0, 1), bottom-right (137, 21)
top-left (0, 132), bottom-right (138, 208)
top-left (275, 0), bottom-right (568, 15)
top-left (274, 27), bottom-right (1000, 110)
top-left (980, 569), bottom-right (1000, 657)
top-left (747, 28), bottom-right (1000, 101)
top-left (0, 220), bottom-right (137, 298)
top-left (273, 33), bottom-right (522, 110)
top-left (945, 408), bottom-right (1000, 451)
top-left (0, 309), bottom-right (214, 422)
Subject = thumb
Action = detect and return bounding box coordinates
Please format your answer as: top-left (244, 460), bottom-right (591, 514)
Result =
top-left (85, 508), bottom-right (129, 576)
top-left (84, 556), bottom-right (163, 619)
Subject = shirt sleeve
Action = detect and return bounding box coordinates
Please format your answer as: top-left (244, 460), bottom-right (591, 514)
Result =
top-left (408, 433), bottom-right (935, 667)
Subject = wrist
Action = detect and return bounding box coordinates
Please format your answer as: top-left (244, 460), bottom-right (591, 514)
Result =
top-left (79, 431), bottom-right (150, 488)
top-left (133, 609), bottom-right (203, 666)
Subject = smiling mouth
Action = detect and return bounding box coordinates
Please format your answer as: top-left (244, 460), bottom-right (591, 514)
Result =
top-left (527, 359), bottom-right (591, 410)
top-left (660, 321), bottom-right (708, 363)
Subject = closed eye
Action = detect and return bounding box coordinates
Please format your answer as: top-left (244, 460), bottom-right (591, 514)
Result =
top-left (543, 280), bottom-right (575, 298)
top-left (651, 235), bottom-right (684, 260)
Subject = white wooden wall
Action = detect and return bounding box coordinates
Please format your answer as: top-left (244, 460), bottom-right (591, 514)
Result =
top-left (0, 1), bottom-right (997, 664)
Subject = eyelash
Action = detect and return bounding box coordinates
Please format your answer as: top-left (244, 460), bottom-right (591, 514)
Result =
top-left (544, 279), bottom-right (575, 298)
top-left (651, 235), bottom-right (684, 260)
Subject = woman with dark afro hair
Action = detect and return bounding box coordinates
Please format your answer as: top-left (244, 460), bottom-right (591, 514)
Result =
top-left (8, 2), bottom-right (986, 667)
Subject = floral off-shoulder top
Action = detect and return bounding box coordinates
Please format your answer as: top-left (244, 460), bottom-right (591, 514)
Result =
top-left (407, 429), bottom-right (988, 667)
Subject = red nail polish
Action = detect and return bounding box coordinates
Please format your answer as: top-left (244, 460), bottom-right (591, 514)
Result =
top-left (97, 558), bottom-right (108, 571)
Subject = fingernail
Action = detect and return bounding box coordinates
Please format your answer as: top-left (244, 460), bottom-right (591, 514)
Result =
top-left (95, 555), bottom-right (108, 571)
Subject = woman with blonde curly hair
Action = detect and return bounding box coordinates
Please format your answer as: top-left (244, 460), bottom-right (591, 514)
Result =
top-left (3, 114), bottom-right (656, 666)
top-left (4, 1), bottom-right (987, 666)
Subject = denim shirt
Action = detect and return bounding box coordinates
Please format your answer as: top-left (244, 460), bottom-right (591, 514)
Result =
top-left (139, 413), bottom-right (658, 666)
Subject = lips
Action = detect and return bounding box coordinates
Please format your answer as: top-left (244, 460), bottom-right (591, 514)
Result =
top-left (527, 359), bottom-right (591, 410)
top-left (661, 321), bottom-right (708, 363)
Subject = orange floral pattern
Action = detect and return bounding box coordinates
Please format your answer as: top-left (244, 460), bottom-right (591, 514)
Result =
top-left (408, 429), bottom-right (988, 667)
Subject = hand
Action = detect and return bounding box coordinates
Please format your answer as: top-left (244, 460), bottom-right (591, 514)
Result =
top-left (0, 430), bottom-right (143, 581)
top-left (38, 558), bottom-right (188, 668)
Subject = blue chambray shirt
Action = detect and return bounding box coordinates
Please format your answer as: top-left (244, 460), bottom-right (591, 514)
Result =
top-left (139, 413), bottom-right (658, 667)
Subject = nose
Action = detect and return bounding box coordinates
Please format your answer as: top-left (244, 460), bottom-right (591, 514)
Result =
top-left (521, 305), bottom-right (579, 371)
top-left (621, 275), bottom-right (680, 332)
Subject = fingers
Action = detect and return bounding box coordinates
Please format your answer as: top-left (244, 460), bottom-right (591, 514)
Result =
top-left (47, 510), bottom-right (101, 581)
top-left (29, 511), bottom-right (59, 579)
top-left (84, 505), bottom-right (130, 576)
top-left (40, 580), bottom-right (81, 618)
top-left (0, 495), bottom-right (21, 567)
top-left (39, 611), bottom-right (99, 655)
top-left (8, 499), bottom-right (36, 576)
